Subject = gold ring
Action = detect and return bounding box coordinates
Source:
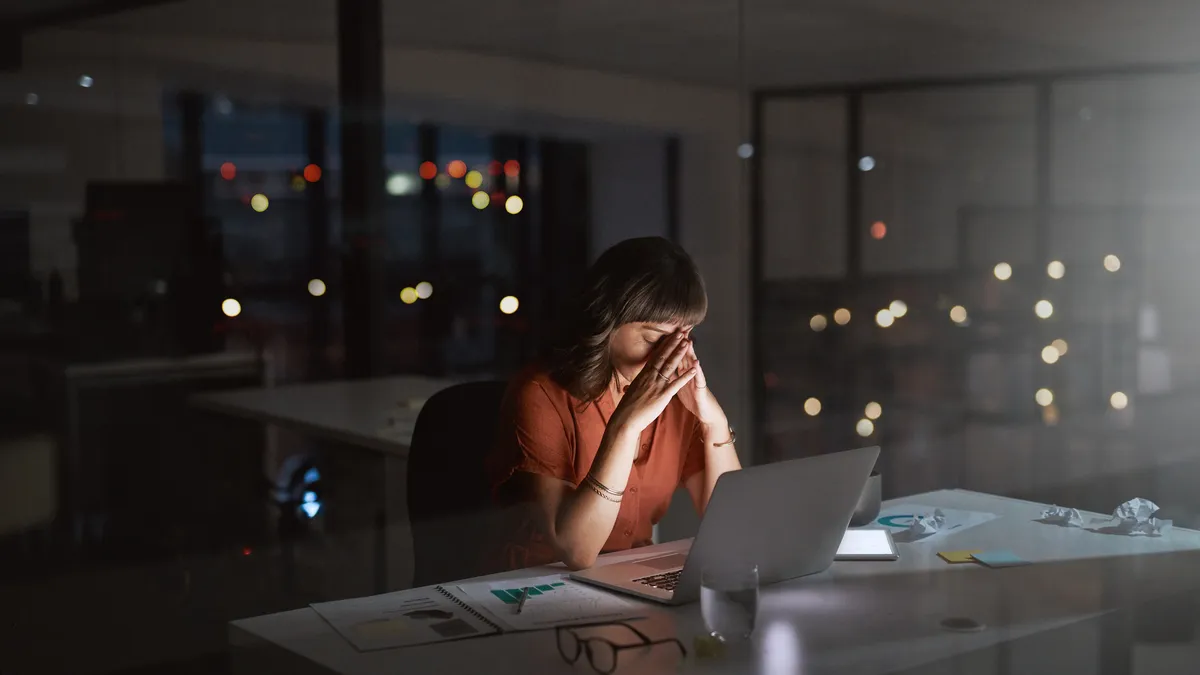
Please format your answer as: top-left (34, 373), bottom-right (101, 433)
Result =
top-left (657, 371), bottom-right (671, 382)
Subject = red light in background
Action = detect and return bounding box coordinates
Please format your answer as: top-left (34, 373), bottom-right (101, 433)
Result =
top-left (490, 192), bottom-right (505, 203)
top-left (488, 160), bottom-right (502, 176)
top-left (419, 161), bottom-right (437, 180)
top-left (242, 547), bottom-right (252, 556)
top-left (503, 160), bottom-right (520, 177)
top-left (220, 162), bottom-right (237, 180)
top-left (303, 164), bottom-right (322, 182)
top-left (870, 221), bottom-right (887, 240)
top-left (447, 160), bottom-right (467, 179)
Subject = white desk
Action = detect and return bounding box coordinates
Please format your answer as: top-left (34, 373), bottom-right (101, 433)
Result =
top-left (230, 489), bottom-right (1200, 675)
top-left (192, 375), bottom-right (459, 458)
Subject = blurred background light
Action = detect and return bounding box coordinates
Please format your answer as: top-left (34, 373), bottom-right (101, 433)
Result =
top-left (804, 397), bottom-right (821, 416)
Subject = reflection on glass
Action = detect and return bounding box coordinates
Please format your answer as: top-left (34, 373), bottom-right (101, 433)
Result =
top-left (1041, 346), bottom-right (1060, 364)
top-left (804, 397), bottom-right (821, 416)
top-left (855, 418), bottom-right (875, 437)
top-left (1110, 391), bottom-right (1129, 410)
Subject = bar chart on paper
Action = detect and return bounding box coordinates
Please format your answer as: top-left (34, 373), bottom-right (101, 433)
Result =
top-left (454, 575), bottom-right (643, 631)
top-left (489, 581), bottom-right (568, 604)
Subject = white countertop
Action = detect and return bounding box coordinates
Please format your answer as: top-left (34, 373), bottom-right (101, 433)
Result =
top-left (192, 375), bottom-right (460, 457)
top-left (229, 489), bottom-right (1200, 675)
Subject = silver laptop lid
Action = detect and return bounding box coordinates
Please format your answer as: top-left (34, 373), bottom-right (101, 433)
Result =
top-left (671, 446), bottom-right (879, 601)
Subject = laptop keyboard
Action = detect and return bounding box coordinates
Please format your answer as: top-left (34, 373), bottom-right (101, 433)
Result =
top-left (633, 569), bottom-right (681, 593)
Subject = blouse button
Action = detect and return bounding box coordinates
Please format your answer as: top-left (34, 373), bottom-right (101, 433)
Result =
top-left (630, 486), bottom-right (638, 493)
top-left (624, 529), bottom-right (632, 536)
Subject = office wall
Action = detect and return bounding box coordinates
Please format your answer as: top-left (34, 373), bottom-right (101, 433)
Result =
top-left (588, 138), bottom-right (668, 259)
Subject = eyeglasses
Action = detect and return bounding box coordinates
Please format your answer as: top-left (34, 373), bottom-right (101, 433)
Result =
top-left (556, 621), bottom-right (686, 674)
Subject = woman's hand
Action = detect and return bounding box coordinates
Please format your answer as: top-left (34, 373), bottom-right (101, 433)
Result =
top-left (611, 331), bottom-right (697, 434)
top-left (675, 339), bottom-right (728, 430)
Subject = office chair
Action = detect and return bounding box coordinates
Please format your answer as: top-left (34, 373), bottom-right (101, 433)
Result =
top-left (407, 380), bottom-right (508, 587)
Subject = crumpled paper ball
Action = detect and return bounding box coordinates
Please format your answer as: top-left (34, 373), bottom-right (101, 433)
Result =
top-left (908, 508), bottom-right (946, 537)
top-left (1109, 498), bottom-right (1172, 536)
top-left (1041, 505), bottom-right (1085, 527)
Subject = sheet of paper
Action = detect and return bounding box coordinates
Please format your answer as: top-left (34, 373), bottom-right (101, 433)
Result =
top-left (873, 504), bottom-right (999, 543)
top-left (312, 588), bottom-right (498, 651)
top-left (454, 575), bottom-right (643, 632)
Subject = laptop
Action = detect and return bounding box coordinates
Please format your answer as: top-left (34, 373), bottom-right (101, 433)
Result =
top-left (570, 446), bottom-right (880, 605)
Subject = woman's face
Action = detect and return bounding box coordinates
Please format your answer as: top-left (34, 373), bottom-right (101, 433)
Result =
top-left (609, 321), bottom-right (691, 381)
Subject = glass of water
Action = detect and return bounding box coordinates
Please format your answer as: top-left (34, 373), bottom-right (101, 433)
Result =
top-left (700, 565), bottom-right (759, 641)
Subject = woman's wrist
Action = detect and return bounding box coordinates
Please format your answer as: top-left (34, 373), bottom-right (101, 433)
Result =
top-left (701, 416), bottom-right (732, 443)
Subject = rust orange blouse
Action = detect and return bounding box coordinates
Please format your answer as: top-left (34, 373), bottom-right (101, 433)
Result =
top-left (483, 365), bottom-right (706, 571)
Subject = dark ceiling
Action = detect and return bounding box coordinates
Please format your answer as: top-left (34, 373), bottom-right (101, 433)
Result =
top-left (1, 0), bottom-right (179, 32)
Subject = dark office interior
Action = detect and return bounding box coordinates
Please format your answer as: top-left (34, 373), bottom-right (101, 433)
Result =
top-left (5, 1), bottom-right (1200, 674)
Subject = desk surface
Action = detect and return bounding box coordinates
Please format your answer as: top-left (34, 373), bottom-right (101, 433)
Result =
top-left (229, 489), bottom-right (1200, 675)
top-left (192, 376), bottom-right (459, 457)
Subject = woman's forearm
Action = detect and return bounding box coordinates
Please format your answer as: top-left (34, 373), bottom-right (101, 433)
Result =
top-left (552, 423), bottom-right (640, 569)
top-left (697, 422), bottom-right (742, 513)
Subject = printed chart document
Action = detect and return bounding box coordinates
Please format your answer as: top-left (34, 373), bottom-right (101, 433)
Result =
top-left (311, 587), bottom-right (498, 651)
top-left (452, 574), bottom-right (643, 632)
top-left (312, 575), bottom-right (643, 651)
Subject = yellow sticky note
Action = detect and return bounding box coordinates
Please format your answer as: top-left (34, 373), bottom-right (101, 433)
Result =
top-left (938, 549), bottom-right (984, 564)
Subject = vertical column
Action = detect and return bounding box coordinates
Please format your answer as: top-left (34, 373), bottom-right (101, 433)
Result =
top-left (492, 134), bottom-right (531, 367)
top-left (306, 108), bottom-right (332, 378)
top-left (417, 123), bottom-right (442, 374)
top-left (665, 136), bottom-right (681, 244)
top-left (337, 0), bottom-right (386, 379)
top-left (538, 139), bottom-right (590, 356)
top-left (175, 91), bottom-right (222, 355)
top-left (748, 93), bottom-right (767, 463)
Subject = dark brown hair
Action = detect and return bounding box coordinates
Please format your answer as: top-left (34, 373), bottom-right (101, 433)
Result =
top-left (546, 237), bottom-right (707, 402)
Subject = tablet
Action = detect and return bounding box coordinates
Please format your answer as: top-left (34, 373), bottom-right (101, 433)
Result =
top-left (834, 529), bottom-right (899, 561)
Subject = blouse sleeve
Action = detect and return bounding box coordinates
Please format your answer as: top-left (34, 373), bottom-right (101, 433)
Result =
top-left (490, 379), bottom-right (575, 498)
top-left (678, 417), bottom-right (707, 485)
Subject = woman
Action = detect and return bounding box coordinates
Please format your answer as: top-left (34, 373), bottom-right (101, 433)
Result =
top-left (485, 237), bottom-right (741, 571)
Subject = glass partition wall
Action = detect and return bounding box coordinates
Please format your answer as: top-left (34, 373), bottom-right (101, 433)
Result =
top-left (753, 71), bottom-right (1200, 515)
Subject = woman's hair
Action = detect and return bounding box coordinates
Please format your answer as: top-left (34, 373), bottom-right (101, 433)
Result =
top-left (546, 237), bottom-right (707, 402)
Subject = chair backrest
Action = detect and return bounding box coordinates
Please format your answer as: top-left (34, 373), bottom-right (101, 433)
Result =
top-left (406, 380), bottom-right (508, 587)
